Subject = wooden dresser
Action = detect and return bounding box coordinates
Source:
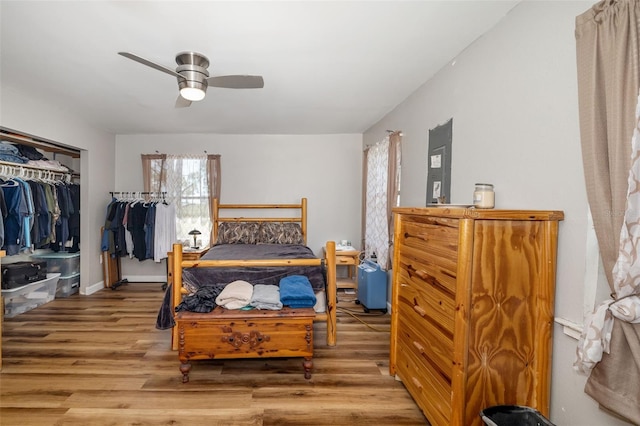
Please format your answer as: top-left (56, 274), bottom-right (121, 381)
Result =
top-left (389, 208), bottom-right (563, 426)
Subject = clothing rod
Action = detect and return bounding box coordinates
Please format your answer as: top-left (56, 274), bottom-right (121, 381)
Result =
top-left (109, 191), bottom-right (166, 195)
top-left (0, 161), bottom-right (74, 183)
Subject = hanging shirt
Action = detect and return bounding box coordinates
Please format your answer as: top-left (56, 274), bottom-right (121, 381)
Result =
top-left (154, 202), bottom-right (176, 262)
top-left (128, 202), bottom-right (148, 261)
top-left (1, 180), bottom-right (28, 255)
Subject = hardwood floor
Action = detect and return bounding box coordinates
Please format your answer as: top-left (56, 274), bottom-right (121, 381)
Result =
top-left (1, 283), bottom-right (428, 425)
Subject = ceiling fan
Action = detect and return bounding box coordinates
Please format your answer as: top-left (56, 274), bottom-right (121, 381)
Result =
top-left (118, 51), bottom-right (264, 108)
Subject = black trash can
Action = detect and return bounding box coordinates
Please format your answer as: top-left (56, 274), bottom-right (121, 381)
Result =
top-left (480, 405), bottom-right (555, 426)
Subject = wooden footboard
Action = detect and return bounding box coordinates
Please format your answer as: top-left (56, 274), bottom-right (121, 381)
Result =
top-left (168, 241), bottom-right (337, 349)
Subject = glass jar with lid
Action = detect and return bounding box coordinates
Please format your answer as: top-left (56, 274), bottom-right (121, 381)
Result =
top-left (473, 183), bottom-right (495, 208)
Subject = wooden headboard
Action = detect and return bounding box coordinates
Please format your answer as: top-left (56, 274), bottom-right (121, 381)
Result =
top-left (212, 198), bottom-right (308, 244)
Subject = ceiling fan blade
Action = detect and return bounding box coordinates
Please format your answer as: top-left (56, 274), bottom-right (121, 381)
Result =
top-left (118, 52), bottom-right (183, 79)
top-left (207, 75), bottom-right (264, 89)
top-left (175, 95), bottom-right (192, 108)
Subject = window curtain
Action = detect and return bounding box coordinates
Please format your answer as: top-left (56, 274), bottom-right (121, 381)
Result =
top-left (363, 132), bottom-right (401, 270)
top-left (387, 132), bottom-right (401, 265)
top-left (574, 1), bottom-right (640, 423)
top-left (207, 154), bottom-right (222, 244)
top-left (141, 153), bottom-right (221, 248)
top-left (141, 154), bottom-right (166, 194)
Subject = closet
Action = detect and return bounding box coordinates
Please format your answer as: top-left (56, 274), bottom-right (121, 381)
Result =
top-left (0, 127), bottom-right (81, 284)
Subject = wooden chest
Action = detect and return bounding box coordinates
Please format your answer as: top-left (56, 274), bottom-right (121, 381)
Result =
top-left (389, 208), bottom-right (563, 426)
top-left (176, 307), bottom-right (315, 382)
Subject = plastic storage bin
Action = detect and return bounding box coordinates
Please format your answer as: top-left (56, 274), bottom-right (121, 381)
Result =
top-left (1, 273), bottom-right (61, 318)
top-left (480, 405), bottom-right (555, 426)
top-left (31, 252), bottom-right (80, 277)
top-left (56, 273), bottom-right (80, 298)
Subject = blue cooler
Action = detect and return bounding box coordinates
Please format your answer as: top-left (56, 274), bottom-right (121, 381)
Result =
top-left (357, 260), bottom-right (387, 312)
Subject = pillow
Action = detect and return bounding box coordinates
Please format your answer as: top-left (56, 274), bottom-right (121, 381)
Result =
top-left (257, 222), bottom-right (304, 244)
top-left (215, 222), bottom-right (260, 244)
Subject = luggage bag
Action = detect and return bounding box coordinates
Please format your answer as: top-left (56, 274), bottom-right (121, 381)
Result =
top-left (1, 260), bottom-right (48, 289)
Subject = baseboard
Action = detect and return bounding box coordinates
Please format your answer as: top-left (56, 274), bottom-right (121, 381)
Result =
top-left (84, 281), bottom-right (105, 296)
top-left (121, 274), bottom-right (167, 283)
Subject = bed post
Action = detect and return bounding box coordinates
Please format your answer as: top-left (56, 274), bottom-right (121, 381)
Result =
top-left (301, 197), bottom-right (308, 245)
top-left (325, 240), bottom-right (337, 346)
top-left (213, 198), bottom-right (220, 242)
top-left (171, 243), bottom-right (183, 351)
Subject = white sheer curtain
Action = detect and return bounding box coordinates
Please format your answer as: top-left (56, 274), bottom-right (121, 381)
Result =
top-left (143, 154), bottom-right (213, 247)
top-left (365, 137), bottom-right (390, 270)
top-left (164, 154), bottom-right (211, 247)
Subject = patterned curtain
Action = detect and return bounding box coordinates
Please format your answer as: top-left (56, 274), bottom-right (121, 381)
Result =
top-left (574, 1), bottom-right (640, 422)
top-left (365, 137), bottom-right (390, 270)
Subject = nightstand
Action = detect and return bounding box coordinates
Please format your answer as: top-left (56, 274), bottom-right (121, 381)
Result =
top-left (325, 248), bottom-right (360, 290)
top-left (181, 246), bottom-right (210, 261)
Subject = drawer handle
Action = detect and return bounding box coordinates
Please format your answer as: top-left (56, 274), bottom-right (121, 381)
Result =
top-left (412, 341), bottom-right (425, 353)
top-left (411, 376), bottom-right (423, 390)
top-left (413, 305), bottom-right (426, 317)
top-left (414, 269), bottom-right (429, 280)
top-left (407, 264), bottom-right (430, 281)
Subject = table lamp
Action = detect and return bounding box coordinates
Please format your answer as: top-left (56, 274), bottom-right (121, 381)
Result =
top-left (188, 229), bottom-right (201, 249)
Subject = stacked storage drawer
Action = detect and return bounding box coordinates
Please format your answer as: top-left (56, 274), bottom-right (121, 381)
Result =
top-left (31, 252), bottom-right (80, 298)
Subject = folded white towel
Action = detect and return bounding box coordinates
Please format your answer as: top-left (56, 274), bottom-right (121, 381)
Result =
top-left (215, 280), bottom-right (254, 310)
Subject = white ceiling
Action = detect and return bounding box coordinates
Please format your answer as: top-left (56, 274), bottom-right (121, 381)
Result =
top-left (0, 1), bottom-right (519, 135)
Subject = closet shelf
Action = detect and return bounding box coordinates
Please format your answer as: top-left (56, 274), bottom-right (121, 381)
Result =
top-left (0, 127), bottom-right (80, 159)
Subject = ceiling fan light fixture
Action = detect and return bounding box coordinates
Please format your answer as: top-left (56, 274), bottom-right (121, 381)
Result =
top-left (180, 86), bottom-right (206, 101)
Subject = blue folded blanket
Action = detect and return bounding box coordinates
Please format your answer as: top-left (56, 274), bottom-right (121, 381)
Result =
top-left (279, 275), bottom-right (317, 308)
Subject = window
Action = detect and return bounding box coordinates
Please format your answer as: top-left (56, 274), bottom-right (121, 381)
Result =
top-left (142, 153), bottom-right (221, 248)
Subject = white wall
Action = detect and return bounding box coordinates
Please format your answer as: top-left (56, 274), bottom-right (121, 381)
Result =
top-left (365, 1), bottom-right (630, 425)
top-left (0, 86), bottom-right (116, 294)
top-left (114, 133), bottom-right (363, 281)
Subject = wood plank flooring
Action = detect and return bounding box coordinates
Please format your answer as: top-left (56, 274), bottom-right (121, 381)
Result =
top-left (1, 283), bottom-right (428, 425)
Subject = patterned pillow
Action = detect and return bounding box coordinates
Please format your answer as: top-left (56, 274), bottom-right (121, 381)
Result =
top-left (257, 222), bottom-right (304, 244)
top-left (215, 222), bottom-right (260, 244)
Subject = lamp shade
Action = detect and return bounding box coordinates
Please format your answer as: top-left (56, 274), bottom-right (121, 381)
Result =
top-left (188, 229), bottom-right (202, 249)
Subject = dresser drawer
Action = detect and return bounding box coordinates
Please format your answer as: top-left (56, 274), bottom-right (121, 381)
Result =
top-left (399, 216), bottom-right (459, 259)
top-left (396, 333), bottom-right (452, 426)
top-left (178, 316), bottom-right (313, 361)
top-left (397, 217), bottom-right (459, 296)
top-left (396, 300), bottom-right (454, 379)
top-left (396, 267), bottom-right (456, 332)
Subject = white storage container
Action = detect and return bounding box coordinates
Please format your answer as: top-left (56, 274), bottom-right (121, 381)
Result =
top-left (1, 273), bottom-right (61, 318)
top-left (56, 273), bottom-right (80, 298)
top-left (31, 252), bottom-right (80, 276)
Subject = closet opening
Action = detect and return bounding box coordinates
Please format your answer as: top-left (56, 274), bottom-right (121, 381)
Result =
top-left (0, 126), bottom-right (82, 301)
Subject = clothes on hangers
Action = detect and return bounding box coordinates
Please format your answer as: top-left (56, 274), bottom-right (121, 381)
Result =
top-left (102, 192), bottom-right (175, 263)
top-left (0, 178), bottom-right (79, 255)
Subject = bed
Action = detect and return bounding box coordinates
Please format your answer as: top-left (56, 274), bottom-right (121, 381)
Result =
top-left (166, 198), bottom-right (337, 361)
